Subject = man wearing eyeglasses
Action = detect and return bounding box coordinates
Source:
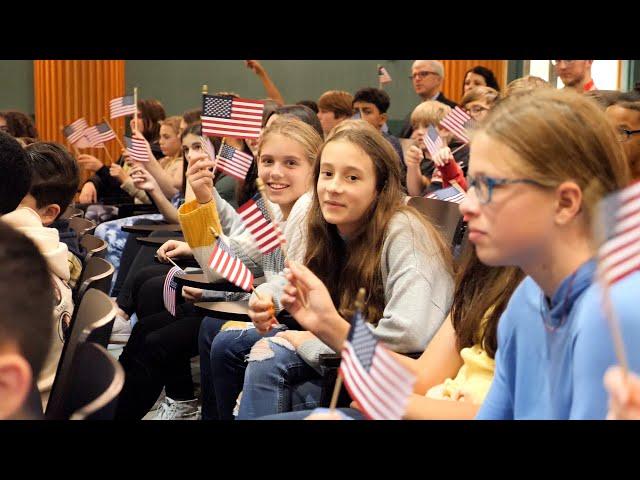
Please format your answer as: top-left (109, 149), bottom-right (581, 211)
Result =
top-left (398, 60), bottom-right (457, 139)
top-left (553, 60), bottom-right (596, 92)
top-left (605, 92), bottom-right (640, 178)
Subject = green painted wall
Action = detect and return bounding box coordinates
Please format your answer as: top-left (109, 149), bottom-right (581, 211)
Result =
top-left (0, 61), bottom-right (34, 114)
top-left (125, 60), bottom-right (419, 124)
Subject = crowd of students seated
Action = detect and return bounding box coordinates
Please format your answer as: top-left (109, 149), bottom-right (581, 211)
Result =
top-left (2, 59), bottom-right (640, 420)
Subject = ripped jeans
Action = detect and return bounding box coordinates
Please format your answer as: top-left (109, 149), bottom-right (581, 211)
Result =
top-left (201, 319), bottom-right (321, 420)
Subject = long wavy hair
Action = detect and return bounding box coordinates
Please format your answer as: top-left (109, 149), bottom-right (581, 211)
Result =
top-left (450, 244), bottom-right (524, 358)
top-left (304, 120), bottom-right (453, 323)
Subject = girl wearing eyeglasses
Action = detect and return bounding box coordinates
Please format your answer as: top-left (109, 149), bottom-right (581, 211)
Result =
top-left (462, 88), bottom-right (640, 419)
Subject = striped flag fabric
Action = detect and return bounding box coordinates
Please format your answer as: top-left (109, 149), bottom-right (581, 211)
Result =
top-left (216, 144), bottom-right (254, 181)
top-left (423, 124), bottom-right (444, 159)
top-left (124, 136), bottom-right (150, 162)
top-left (208, 237), bottom-right (254, 291)
top-left (201, 94), bottom-right (265, 139)
top-left (201, 135), bottom-right (216, 161)
top-left (426, 186), bottom-right (466, 204)
top-left (63, 118), bottom-right (89, 145)
top-left (163, 265), bottom-right (185, 316)
top-left (85, 122), bottom-right (116, 147)
top-left (237, 192), bottom-right (284, 254)
top-left (110, 95), bottom-right (136, 119)
top-left (378, 66), bottom-right (392, 84)
top-left (340, 307), bottom-right (416, 420)
top-left (440, 106), bottom-right (474, 144)
top-left (597, 181), bottom-right (640, 285)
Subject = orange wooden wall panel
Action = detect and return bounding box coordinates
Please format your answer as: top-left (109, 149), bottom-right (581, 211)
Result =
top-left (440, 60), bottom-right (507, 104)
top-left (33, 60), bottom-right (126, 184)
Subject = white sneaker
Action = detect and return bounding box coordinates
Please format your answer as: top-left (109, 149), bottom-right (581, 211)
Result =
top-left (149, 396), bottom-right (200, 420)
top-left (109, 314), bottom-right (132, 344)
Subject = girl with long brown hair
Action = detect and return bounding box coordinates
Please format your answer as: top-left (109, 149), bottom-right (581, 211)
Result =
top-left (222, 120), bottom-right (454, 419)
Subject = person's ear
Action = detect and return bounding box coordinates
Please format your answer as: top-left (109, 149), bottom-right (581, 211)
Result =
top-left (40, 204), bottom-right (61, 226)
top-left (554, 181), bottom-right (583, 225)
top-left (0, 354), bottom-right (32, 420)
top-left (379, 113), bottom-right (388, 128)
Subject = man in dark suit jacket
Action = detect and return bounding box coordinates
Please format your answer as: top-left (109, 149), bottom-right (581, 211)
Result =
top-left (398, 60), bottom-right (458, 138)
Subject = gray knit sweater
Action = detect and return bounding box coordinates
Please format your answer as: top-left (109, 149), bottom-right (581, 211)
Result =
top-left (296, 210), bottom-right (455, 372)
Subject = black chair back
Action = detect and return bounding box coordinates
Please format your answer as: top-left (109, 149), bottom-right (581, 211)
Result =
top-left (45, 288), bottom-right (116, 419)
top-left (68, 216), bottom-right (96, 238)
top-left (75, 256), bottom-right (114, 304)
top-left (80, 234), bottom-right (107, 262)
top-left (64, 343), bottom-right (124, 420)
top-left (407, 196), bottom-right (463, 247)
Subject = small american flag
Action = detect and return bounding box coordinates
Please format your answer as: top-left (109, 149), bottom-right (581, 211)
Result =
top-left (110, 95), bottom-right (136, 119)
top-left (378, 66), bottom-right (392, 84)
top-left (124, 136), bottom-right (150, 162)
top-left (63, 118), bottom-right (89, 145)
top-left (426, 186), bottom-right (466, 204)
top-left (163, 265), bottom-right (185, 316)
top-left (216, 144), bottom-right (254, 181)
top-left (440, 106), bottom-right (474, 144)
top-left (597, 181), bottom-right (640, 285)
top-left (237, 192), bottom-right (284, 254)
top-left (423, 124), bottom-right (444, 159)
top-left (208, 237), bottom-right (254, 291)
top-left (85, 122), bottom-right (116, 147)
top-left (201, 94), bottom-right (265, 139)
top-left (340, 307), bottom-right (416, 420)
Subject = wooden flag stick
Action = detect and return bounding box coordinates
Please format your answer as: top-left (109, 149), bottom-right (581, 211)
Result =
top-left (102, 116), bottom-right (127, 152)
top-left (451, 143), bottom-right (467, 155)
top-left (329, 374), bottom-right (344, 410)
top-left (101, 146), bottom-right (114, 167)
top-left (166, 256), bottom-right (181, 270)
top-left (133, 87), bottom-right (139, 134)
top-left (377, 64), bottom-right (383, 90)
top-left (330, 287), bottom-right (366, 411)
top-left (213, 138), bottom-right (226, 174)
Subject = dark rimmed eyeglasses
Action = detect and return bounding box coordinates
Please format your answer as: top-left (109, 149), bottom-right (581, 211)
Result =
top-left (409, 71), bottom-right (439, 80)
top-left (467, 173), bottom-right (548, 204)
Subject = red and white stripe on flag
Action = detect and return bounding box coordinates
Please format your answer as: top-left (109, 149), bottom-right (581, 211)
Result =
top-left (201, 95), bottom-right (265, 139)
top-left (110, 95), bottom-right (137, 119)
top-left (63, 117), bottom-right (89, 145)
top-left (163, 265), bottom-right (184, 316)
top-left (440, 106), bottom-right (472, 144)
top-left (208, 238), bottom-right (254, 291)
top-left (598, 181), bottom-right (640, 285)
top-left (237, 194), bottom-right (282, 254)
top-left (201, 136), bottom-right (216, 161)
top-left (85, 123), bottom-right (116, 147)
top-left (338, 309), bottom-right (416, 420)
top-left (125, 136), bottom-right (150, 162)
top-left (423, 125), bottom-right (444, 159)
top-left (216, 144), bottom-right (254, 181)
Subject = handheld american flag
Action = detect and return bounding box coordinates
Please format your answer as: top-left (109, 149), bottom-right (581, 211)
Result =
top-left (208, 237), bottom-right (254, 291)
top-left (110, 95), bottom-right (137, 119)
top-left (426, 186), bottom-right (466, 204)
top-left (216, 144), bottom-right (254, 181)
top-left (163, 265), bottom-right (185, 316)
top-left (63, 118), bottom-right (89, 146)
top-left (378, 66), bottom-right (392, 84)
top-left (85, 122), bottom-right (116, 147)
top-left (440, 106), bottom-right (474, 144)
top-left (237, 192), bottom-right (285, 254)
top-left (423, 124), bottom-right (444, 159)
top-left (201, 94), bottom-right (265, 139)
top-left (596, 181), bottom-right (640, 285)
top-left (339, 291), bottom-right (416, 420)
top-left (124, 136), bottom-right (150, 162)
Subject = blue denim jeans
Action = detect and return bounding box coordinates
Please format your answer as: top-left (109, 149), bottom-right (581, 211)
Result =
top-left (236, 338), bottom-right (323, 419)
top-left (197, 316), bottom-right (231, 420)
